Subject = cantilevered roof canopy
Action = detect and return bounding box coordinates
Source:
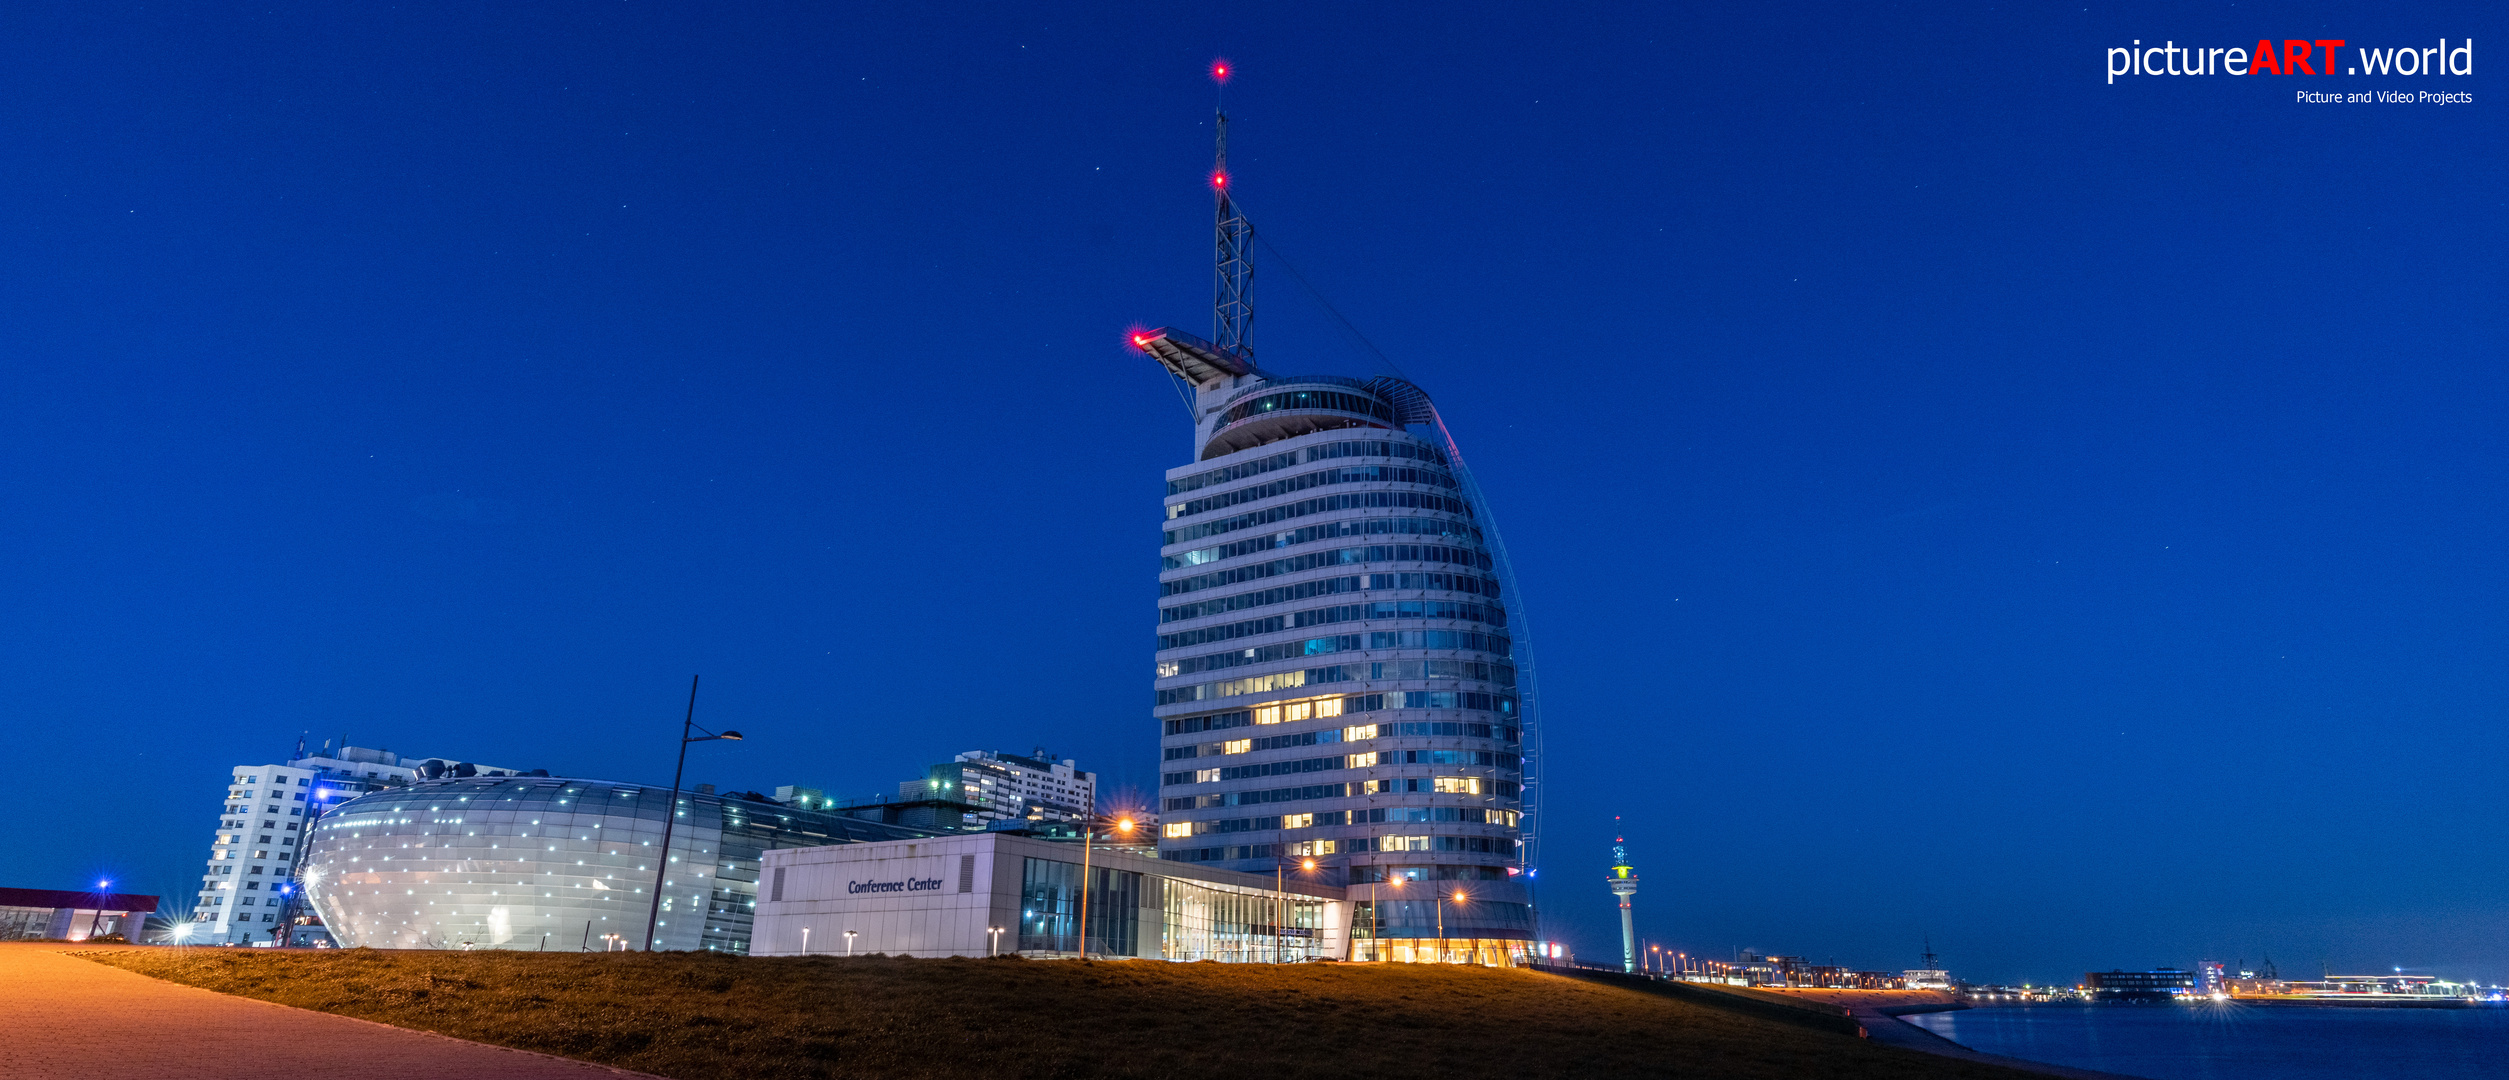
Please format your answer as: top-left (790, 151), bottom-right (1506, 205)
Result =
top-left (1133, 326), bottom-right (1252, 388)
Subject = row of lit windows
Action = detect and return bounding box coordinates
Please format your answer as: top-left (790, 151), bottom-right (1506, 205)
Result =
top-left (1161, 542), bottom-right (1489, 600)
top-left (1164, 490), bottom-right (1473, 547)
top-left (1168, 439), bottom-right (1449, 496)
top-left (1160, 571), bottom-right (1501, 625)
top-left (1164, 754), bottom-right (1520, 787)
top-left (1164, 723), bottom-right (1515, 758)
top-left (1158, 665), bottom-right (1356, 707)
top-left (1164, 781), bottom-right (1355, 811)
top-left (1161, 695), bottom-right (1380, 735)
top-left (1164, 842), bottom-right (1517, 864)
top-left (1349, 865), bottom-right (1515, 883)
top-left (1171, 753), bottom-right (1347, 785)
top-left (1343, 721), bottom-right (1519, 742)
top-left (1164, 723), bottom-right (1519, 761)
top-left (1157, 599), bottom-right (1509, 652)
top-left (1161, 806), bottom-right (1521, 837)
top-left (1162, 776), bottom-right (1523, 811)
top-left (1168, 463), bottom-right (1456, 522)
top-left (1166, 728), bottom-right (1342, 760)
top-left (1161, 695), bottom-right (1525, 737)
top-left (1165, 515), bottom-right (1483, 571)
top-left (1158, 661), bottom-right (1513, 707)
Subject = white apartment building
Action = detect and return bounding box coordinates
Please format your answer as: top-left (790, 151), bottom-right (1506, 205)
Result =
top-left (185, 743), bottom-right (523, 945)
top-left (917, 750), bottom-right (1097, 824)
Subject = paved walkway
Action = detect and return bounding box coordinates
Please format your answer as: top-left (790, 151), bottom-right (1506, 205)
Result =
top-left (0, 945), bottom-right (658, 1080)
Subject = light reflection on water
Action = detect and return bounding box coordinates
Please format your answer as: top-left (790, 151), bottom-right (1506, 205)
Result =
top-left (1906, 1004), bottom-right (2509, 1080)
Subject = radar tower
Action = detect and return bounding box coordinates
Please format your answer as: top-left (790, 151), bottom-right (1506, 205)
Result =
top-left (1608, 823), bottom-right (1639, 974)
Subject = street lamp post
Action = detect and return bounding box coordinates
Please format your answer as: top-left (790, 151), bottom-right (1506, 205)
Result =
top-left (1438, 889), bottom-right (1468, 964)
top-left (1076, 814), bottom-right (1135, 958)
top-left (1268, 856), bottom-right (1317, 962)
top-left (844, 930), bottom-right (856, 956)
top-left (1373, 876), bottom-right (1406, 961)
top-left (987, 925), bottom-right (1005, 957)
top-left (643, 675), bottom-right (743, 951)
top-left (800, 927), bottom-right (810, 954)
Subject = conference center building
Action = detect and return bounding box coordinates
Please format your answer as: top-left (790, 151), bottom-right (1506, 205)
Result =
top-left (1136, 329), bottom-right (1541, 964)
top-left (751, 832), bottom-right (1347, 961)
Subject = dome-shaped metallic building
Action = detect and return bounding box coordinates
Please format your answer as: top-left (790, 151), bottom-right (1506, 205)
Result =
top-left (302, 775), bottom-right (930, 952)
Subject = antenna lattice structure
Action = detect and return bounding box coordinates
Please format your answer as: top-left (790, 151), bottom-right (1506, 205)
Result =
top-left (1212, 104), bottom-right (1254, 360)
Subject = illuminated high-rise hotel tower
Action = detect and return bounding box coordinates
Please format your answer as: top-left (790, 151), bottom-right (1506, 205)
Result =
top-left (1138, 72), bottom-right (1541, 963)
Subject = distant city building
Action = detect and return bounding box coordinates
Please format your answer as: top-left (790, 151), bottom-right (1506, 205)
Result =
top-left (1678, 948), bottom-right (1912, 989)
top-left (186, 742), bottom-right (529, 945)
top-left (0, 886), bottom-right (157, 942)
top-left (302, 775), bottom-right (936, 952)
top-left (913, 750), bottom-right (1098, 824)
top-left (774, 749), bottom-right (1102, 832)
top-left (2085, 968), bottom-right (2196, 1001)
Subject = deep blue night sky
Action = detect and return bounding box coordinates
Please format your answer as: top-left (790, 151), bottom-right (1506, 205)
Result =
top-left (3, 2), bottom-right (2501, 983)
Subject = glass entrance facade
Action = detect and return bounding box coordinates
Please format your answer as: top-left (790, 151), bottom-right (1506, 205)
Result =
top-left (1157, 874), bottom-right (1327, 963)
top-left (1017, 857), bottom-right (1141, 956)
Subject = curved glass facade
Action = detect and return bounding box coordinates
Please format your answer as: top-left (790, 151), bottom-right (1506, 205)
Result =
top-left (302, 776), bottom-right (931, 952)
top-left (1217, 387), bottom-right (1395, 428)
top-left (1155, 372), bottom-right (1535, 946)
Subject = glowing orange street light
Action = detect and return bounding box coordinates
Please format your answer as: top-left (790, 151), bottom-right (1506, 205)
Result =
top-left (1368, 875), bottom-right (1404, 961)
top-left (1438, 889), bottom-right (1469, 964)
top-left (1076, 814), bottom-right (1134, 958)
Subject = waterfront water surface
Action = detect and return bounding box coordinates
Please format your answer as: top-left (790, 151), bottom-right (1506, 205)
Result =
top-left (1906, 1004), bottom-right (2509, 1080)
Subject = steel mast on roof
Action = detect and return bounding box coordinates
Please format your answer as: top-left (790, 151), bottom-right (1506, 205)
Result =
top-left (1210, 61), bottom-right (1253, 362)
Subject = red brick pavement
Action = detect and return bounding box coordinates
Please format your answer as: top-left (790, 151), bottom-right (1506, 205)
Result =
top-left (0, 944), bottom-right (662, 1080)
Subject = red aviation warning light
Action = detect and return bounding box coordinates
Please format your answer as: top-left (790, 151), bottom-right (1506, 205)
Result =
top-left (1210, 171), bottom-right (1228, 189)
top-left (1210, 59), bottom-right (1231, 83)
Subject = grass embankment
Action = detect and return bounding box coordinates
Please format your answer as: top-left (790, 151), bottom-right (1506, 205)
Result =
top-left (81, 950), bottom-right (2035, 1080)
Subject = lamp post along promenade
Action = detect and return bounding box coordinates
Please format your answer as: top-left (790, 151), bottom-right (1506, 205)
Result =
top-left (1078, 815), bottom-right (1135, 957)
top-left (645, 675), bottom-right (743, 951)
